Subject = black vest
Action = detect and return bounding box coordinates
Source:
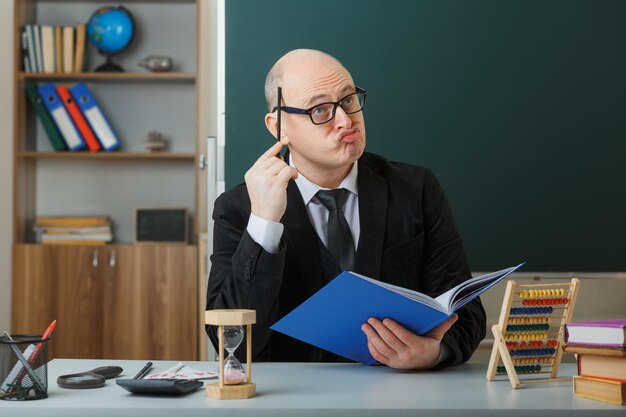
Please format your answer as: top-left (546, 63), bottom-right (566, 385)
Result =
top-left (309, 234), bottom-right (353, 363)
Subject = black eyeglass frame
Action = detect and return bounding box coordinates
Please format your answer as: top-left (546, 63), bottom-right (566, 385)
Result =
top-left (272, 86), bottom-right (367, 125)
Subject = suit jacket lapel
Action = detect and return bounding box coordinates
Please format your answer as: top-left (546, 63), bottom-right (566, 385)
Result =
top-left (354, 159), bottom-right (388, 279)
top-left (282, 180), bottom-right (325, 296)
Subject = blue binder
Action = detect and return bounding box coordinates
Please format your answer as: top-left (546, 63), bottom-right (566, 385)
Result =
top-left (70, 83), bottom-right (121, 152)
top-left (37, 82), bottom-right (85, 151)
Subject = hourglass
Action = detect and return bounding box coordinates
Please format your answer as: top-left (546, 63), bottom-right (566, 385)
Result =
top-left (205, 309), bottom-right (256, 399)
top-left (223, 326), bottom-right (245, 384)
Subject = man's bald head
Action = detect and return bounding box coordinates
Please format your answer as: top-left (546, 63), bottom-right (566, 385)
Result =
top-left (264, 49), bottom-right (347, 111)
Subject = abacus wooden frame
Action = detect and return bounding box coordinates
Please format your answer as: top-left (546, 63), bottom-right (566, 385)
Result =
top-left (486, 278), bottom-right (580, 389)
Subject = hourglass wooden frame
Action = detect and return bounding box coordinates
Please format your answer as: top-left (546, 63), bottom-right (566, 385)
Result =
top-left (486, 278), bottom-right (580, 389)
top-left (205, 309), bottom-right (256, 399)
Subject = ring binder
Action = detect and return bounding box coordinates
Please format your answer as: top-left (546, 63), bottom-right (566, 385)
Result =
top-left (38, 82), bottom-right (86, 151)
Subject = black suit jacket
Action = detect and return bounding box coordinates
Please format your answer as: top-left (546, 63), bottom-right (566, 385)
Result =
top-left (206, 152), bottom-right (486, 367)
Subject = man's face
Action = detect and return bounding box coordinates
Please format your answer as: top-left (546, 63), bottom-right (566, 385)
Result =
top-left (279, 56), bottom-right (366, 173)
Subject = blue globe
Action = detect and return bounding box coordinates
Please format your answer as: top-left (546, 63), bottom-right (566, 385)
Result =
top-left (87, 6), bottom-right (134, 54)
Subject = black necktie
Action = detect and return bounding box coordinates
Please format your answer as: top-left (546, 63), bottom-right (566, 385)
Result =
top-left (316, 189), bottom-right (355, 271)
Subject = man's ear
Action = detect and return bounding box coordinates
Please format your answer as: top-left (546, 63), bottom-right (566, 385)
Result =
top-left (265, 113), bottom-right (289, 144)
top-left (265, 112), bottom-right (278, 139)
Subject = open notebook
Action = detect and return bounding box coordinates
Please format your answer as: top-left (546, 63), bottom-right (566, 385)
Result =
top-left (271, 262), bottom-right (525, 364)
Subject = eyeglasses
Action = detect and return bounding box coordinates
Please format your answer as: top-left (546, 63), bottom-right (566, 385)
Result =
top-left (272, 86), bottom-right (367, 125)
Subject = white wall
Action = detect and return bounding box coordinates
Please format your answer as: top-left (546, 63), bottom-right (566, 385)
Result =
top-left (0, 1), bottom-right (14, 332)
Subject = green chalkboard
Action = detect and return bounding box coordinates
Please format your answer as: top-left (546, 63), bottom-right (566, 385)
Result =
top-left (226, 0), bottom-right (626, 272)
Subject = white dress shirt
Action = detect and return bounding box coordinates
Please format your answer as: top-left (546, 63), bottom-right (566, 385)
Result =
top-left (247, 160), bottom-right (359, 254)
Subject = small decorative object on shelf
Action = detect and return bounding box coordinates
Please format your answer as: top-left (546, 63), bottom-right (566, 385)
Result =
top-left (134, 208), bottom-right (187, 244)
top-left (143, 131), bottom-right (168, 152)
top-left (205, 309), bottom-right (256, 400)
top-left (138, 56), bottom-right (173, 72)
top-left (87, 6), bottom-right (135, 72)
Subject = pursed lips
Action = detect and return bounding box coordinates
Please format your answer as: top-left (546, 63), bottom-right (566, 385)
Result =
top-left (339, 128), bottom-right (360, 143)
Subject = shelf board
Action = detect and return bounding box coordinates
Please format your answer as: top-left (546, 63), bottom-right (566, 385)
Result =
top-left (17, 151), bottom-right (196, 160)
top-left (18, 72), bottom-right (196, 82)
top-left (17, 243), bottom-right (199, 247)
top-left (33, 0), bottom-right (195, 3)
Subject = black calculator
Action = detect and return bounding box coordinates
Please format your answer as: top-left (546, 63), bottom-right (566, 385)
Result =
top-left (116, 378), bottom-right (203, 395)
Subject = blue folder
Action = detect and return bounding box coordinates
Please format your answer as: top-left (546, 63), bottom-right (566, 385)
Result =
top-left (70, 83), bottom-right (121, 152)
top-left (271, 263), bottom-right (525, 365)
top-left (37, 82), bottom-right (85, 151)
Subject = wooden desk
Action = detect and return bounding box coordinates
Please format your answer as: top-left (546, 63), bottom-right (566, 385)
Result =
top-left (0, 359), bottom-right (623, 416)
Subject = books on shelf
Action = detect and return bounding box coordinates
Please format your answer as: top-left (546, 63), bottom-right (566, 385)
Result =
top-left (44, 226), bottom-right (111, 234)
top-left (41, 25), bottom-right (55, 73)
top-left (62, 26), bottom-right (74, 74)
top-left (21, 30), bottom-right (31, 73)
top-left (55, 26), bottom-right (63, 73)
top-left (41, 233), bottom-right (113, 244)
top-left (35, 216), bottom-right (110, 228)
top-left (74, 24), bottom-right (86, 73)
top-left (33, 24), bottom-right (43, 73)
top-left (25, 82), bottom-right (121, 152)
top-left (271, 263), bottom-right (525, 364)
top-left (34, 216), bottom-right (113, 245)
top-left (563, 319), bottom-right (626, 404)
top-left (565, 320), bottom-right (626, 346)
top-left (21, 23), bottom-right (86, 74)
top-left (22, 25), bottom-right (36, 73)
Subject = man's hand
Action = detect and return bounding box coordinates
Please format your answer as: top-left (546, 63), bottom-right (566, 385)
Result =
top-left (245, 141), bottom-right (298, 222)
top-left (361, 314), bottom-right (458, 370)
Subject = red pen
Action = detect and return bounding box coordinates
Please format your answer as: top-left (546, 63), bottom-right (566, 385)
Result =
top-left (17, 320), bottom-right (56, 383)
top-left (40, 320), bottom-right (57, 341)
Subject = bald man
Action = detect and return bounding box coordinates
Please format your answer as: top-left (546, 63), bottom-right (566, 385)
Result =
top-left (206, 49), bottom-right (485, 370)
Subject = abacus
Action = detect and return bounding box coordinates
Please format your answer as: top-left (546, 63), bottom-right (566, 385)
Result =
top-left (486, 278), bottom-right (580, 388)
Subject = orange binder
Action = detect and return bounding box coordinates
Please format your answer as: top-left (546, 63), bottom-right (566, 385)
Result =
top-left (56, 85), bottom-right (101, 152)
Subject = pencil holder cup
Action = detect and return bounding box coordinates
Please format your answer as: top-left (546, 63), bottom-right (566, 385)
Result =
top-left (0, 335), bottom-right (50, 400)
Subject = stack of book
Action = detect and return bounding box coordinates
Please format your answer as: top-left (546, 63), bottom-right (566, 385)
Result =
top-left (21, 23), bottom-right (86, 74)
top-left (25, 82), bottom-right (121, 152)
top-left (564, 319), bottom-right (626, 405)
top-left (34, 216), bottom-right (113, 245)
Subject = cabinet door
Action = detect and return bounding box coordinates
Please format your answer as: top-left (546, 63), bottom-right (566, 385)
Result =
top-left (12, 244), bottom-right (104, 359)
top-left (102, 245), bottom-right (198, 360)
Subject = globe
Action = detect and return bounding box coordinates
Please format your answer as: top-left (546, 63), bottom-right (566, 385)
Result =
top-left (87, 6), bottom-right (135, 71)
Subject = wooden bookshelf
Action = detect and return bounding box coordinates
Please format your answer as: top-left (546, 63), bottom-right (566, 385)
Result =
top-left (18, 72), bottom-right (196, 82)
top-left (11, 0), bottom-right (214, 362)
top-left (14, 1), bottom-right (205, 243)
top-left (17, 151), bottom-right (196, 160)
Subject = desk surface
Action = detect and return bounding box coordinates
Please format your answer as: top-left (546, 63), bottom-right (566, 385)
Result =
top-left (0, 359), bottom-right (623, 416)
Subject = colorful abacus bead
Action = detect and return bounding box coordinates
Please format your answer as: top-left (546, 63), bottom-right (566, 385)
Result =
top-left (506, 323), bottom-right (551, 332)
top-left (500, 364), bottom-right (542, 374)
